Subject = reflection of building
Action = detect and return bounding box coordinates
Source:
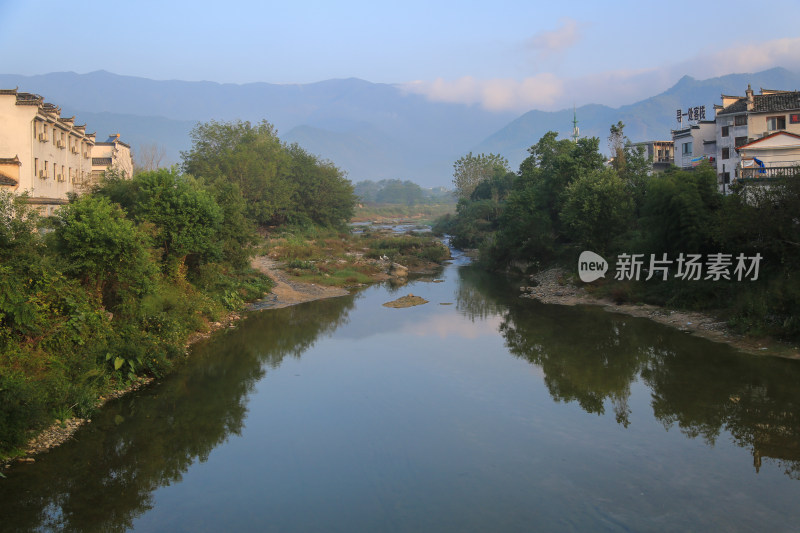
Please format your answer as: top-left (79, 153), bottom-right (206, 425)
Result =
top-left (92, 134), bottom-right (133, 181)
top-left (0, 88), bottom-right (132, 214)
top-left (632, 140), bottom-right (674, 173)
top-left (671, 121), bottom-right (716, 169)
top-left (714, 86), bottom-right (800, 188)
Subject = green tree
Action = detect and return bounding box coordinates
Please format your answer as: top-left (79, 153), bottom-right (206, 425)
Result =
top-left (284, 143), bottom-right (355, 227)
top-left (97, 169), bottom-right (224, 275)
top-left (53, 195), bottom-right (156, 306)
top-left (562, 168), bottom-right (634, 254)
top-left (182, 120), bottom-right (293, 225)
top-left (452, 152), bottom-right (509, 199)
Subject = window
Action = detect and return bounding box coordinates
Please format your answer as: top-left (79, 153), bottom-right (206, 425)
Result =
top-left (734, 115), bottom-right (747, 126)
top-left (791, 113), bottom-right (800, 124)
top-left (766, 115), bottom-right (786, 131)
top-left (722, 172), bottom-right (730, 184)
top-left (735, 136), bottom-right (748, 148)
top-left (721, 126), bottom-right (729, 137)
top-left (44, 160), bottom-right (48, 178)
top-left (34, 158), bottom-right (39, 177)
top-left (682, 142), bottom-right (692, 155)
top-left (722, 148), bottom-right (730, 159)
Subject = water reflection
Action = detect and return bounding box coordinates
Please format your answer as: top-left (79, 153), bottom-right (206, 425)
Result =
top-left (456, 265), bottom-right (800, 478)
top-left (0, 295), bottom-right (358, 533)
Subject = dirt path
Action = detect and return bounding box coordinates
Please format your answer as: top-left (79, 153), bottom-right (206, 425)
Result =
top-left (521, 268), bottom-right (800, 360)
top-left (250, 256), bottom-right (350, 309)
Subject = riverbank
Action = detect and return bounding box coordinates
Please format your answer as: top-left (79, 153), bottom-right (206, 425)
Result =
top-left (520, 268), bottom-right (800, 359)
top-left (2, 230), bottom-right (449, 471)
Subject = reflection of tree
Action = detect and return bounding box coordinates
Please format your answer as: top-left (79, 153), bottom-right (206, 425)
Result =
top-left (459, 265), bottom-right (800, 476)
top-left (501, 303), bottom-right (647, 428)
top-left (0, 294), bottom-right (357, 532)
top-left (641, 344), bottom-right (800, 478)
top-left (455, 266), bottom-right (512, 322)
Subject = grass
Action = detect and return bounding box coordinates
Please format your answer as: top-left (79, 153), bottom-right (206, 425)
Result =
top-left (263, 224), bottom-right (450, 287)
top-left (352, 203), bottom-right (455, 225)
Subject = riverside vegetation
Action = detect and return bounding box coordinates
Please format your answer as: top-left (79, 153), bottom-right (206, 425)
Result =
top-left (0, 119), bottom-right (448, 460)
top-left (434, 127), bottom-right (800, 341)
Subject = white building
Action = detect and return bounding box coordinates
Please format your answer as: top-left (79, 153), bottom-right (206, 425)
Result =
top-left (714, 86), bottom-right (800, 189)
top-left (736, 131), bottom-right (800, 181)
top-left (671, 121), bottom-right (716, 170)
top-left (92, 133), bottom-right (133, 181)
top-left (0, 88), bottom-right (133, 214)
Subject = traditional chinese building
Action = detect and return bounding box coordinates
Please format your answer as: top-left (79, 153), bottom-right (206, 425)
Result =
top-left (671, 120), bottom-right (716, 170)
top-left (0, 88), bottom-right (133, 214)
top-left (714, 86), bottom-right (800, 189)
top-left (92, 133), bottom-right (133, 181)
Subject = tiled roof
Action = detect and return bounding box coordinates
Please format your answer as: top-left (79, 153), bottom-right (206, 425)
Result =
top-left (0, 156), bottom-right (21, 165)
top-left (717, 99), bottom-right (747, 115)
top-left (718, 91), bottom-right (800, 115)
top-left (0, 173), bottom-right (18, 186)
top-left (753, 92), bottom-right (800, 113)
top-left (736, 131), bottom-right (800, 150)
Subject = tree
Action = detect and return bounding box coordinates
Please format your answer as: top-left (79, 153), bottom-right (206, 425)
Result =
top-left (608, 121), bottom-right (626, 172)
top-left (97, 168), bottom-right (224, 275)
top-left (284, 143), bottom-right (355, 227)
top-left (562, 168), bottom-right (634, 254)
top-left (135, 142), bottom-right (168, 173)
top-left (182, 120), bottom-right (293, 225)
top-left (53, 195), bottom-right (156, 306)
top-left (452, 152), bottom-right (509, 199)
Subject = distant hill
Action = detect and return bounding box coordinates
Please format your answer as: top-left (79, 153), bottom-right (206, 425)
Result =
top-left (1, 68), bottom-right (798, 186)
top-left (0, 71), bottom-right (515, 186)
top-left (475, 67), bottom-right (800, 169)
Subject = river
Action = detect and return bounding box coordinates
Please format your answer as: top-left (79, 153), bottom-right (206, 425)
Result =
top-left (2, 249), bottom-right (800, 532)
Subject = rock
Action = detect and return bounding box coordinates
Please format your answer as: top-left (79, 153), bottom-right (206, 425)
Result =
top-left (389, 262), bottom-right (408, 278)
top-left (383, 294), bottom-right (428, 308)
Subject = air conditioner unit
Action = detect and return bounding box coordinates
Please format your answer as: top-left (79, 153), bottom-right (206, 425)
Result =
top-left (38, 133), bottom-right (48, 141)
top-left (71, 147), bottom-right (78, 154)
top-left (83, 152), bottom-right (89, 158)
top-left (38, 170), bottom-right (45, 178)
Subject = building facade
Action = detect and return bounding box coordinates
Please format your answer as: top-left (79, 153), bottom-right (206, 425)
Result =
top-left (0, 88), bottom-right (133, 214)
top-left (632, 140), bottom-right (674, 173)
top-left (671, 121), bottom-right (716, 169)
top-left (92, 134), bottom-right (133, 181)
top-left (714, 86), bottom-right (800, 189)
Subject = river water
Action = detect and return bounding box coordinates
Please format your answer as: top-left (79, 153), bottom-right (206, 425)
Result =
top-left (3, 250), bottom-right (800, 532)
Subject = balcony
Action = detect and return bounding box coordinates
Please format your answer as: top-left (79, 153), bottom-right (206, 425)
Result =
top-left (739, 166), bottom-right (799, 180)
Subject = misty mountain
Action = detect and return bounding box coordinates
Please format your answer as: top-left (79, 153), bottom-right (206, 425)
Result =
top-left (476, 67), bottom-right (800, 169)
top-left (0, 71), bottom-right (515, 186)
top-left (1, 68), bottom-right (798, 187)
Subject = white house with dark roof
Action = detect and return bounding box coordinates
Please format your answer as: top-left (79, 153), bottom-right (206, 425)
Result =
top-left (92, 133), bottom-right (133, 181)
top-left (736, 131), bottom-right (800, 181)
top-left (671, 120), bottom-right (716, 170)
top-left (0, 88), bottom-right (133, 214)
top-left (714, 85), bottom-right (800, 188)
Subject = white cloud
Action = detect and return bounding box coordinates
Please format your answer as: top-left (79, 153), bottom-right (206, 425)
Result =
top-left (402, 74), bottom-right (564, 112)
top-left (526, 18), bottom-right (581, 59)
top-left (678, 37), bottom-right (800, 78)
top-left (401, 37), bottom-right (800, 113)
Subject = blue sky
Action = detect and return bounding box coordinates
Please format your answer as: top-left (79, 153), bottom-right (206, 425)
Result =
top-left (2, 0), bottom-right (799, 111)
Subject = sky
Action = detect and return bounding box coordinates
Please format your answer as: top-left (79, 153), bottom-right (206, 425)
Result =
top-left (1, 0), bottom-right (799, 112)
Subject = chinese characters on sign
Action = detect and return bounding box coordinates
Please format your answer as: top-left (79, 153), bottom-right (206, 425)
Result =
top-left (676, 105), bottom-right (707, 125)
top-left (613, 253), bottom-right (762, 281)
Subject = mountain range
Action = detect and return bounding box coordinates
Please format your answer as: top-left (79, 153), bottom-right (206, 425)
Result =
top-left (1, 68), bottom-right (798, 187)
